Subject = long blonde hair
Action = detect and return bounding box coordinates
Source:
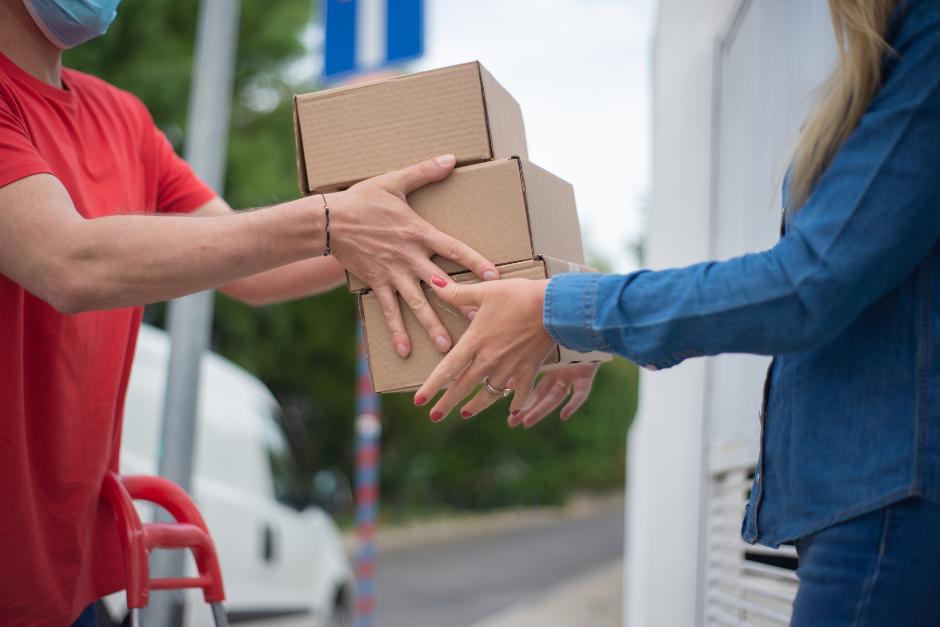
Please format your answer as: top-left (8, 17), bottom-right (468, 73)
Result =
top-left (788, 0), bottom-right (898, 211)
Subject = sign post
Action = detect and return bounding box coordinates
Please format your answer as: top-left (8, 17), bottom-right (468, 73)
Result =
top-left (323, 0), bottom-right (424, 83)
top-left (322, 3), bottom-right (424, 623)
top-left (147, 1), bottom-right (240, 625)
top-left (354, 324), bottom-right (382, 627)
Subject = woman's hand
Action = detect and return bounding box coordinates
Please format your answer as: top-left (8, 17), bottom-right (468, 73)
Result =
top-left (328, 155), bottom-right (499, 357)
top-left (510, 363), bottom-right (600, 429)
top-left (412, 275), bottom-right (557, 421)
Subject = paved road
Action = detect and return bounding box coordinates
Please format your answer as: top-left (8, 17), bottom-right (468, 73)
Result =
top-left (373, 509), bottom-right (625, 627)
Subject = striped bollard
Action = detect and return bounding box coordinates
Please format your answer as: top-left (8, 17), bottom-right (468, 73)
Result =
top-left (355, 322), bottom-right (381, 626)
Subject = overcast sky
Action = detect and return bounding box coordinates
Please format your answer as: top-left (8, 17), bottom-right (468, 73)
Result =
top-left (415, 0), bottom-right (655, 271)
top-left (300, 0), bottom-right (656, 271)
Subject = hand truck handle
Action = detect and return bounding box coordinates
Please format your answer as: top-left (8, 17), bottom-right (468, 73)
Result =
top-left (101, 472), bottom-right (228, 624)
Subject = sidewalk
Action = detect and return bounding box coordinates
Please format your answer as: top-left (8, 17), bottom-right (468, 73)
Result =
top-left (343, 491), bottom-right (624, 555)
top-left (468, 558), bottom-right (624, 627)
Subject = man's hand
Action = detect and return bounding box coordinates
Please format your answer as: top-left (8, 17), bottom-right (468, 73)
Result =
top-left (329, 155), bottom-right (499, 357)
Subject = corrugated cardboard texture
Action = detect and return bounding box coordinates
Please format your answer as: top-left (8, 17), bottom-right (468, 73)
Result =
top-left (362, 256), bottom-right (610, 393)
top-left (348, 160), bottom-right (528, 291)
top-left (293, 104), bottom-right (310, 196)
top-left (479, 65), bottom-right (529, 161)
top-left (347, 158), bottom-right (585, 292)
top-left (519, 160), bottom-right (585, 266)
top-left (294, 61), bottom-right (527, 193)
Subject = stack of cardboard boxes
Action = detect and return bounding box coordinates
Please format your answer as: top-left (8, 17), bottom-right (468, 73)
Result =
top-left (294, 61), bottom-right (609, 393)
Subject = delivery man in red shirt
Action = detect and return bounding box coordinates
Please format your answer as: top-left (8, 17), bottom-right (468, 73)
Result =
top-left (0, 1), bottom-right (506, 625)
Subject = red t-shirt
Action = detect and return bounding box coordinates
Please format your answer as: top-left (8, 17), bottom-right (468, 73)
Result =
top-left (0, 52), bottom-right (216, 626)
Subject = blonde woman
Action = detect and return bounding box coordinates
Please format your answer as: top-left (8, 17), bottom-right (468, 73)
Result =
top-left (417, 0), bottom-right (940, 623)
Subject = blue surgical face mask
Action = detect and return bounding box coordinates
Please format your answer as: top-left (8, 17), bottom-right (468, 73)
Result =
top-left (23, 0), bottom-right (122, 49)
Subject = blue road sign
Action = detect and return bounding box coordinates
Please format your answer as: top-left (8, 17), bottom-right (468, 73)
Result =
top-left (323, 0), bottom-right (424, 83)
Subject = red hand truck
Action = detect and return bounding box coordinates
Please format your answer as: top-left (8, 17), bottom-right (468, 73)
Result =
top-left (101, 471), bottom-right (230, 627)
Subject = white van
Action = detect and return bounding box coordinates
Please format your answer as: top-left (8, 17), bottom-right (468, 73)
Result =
top-left (99, 324), bottom-right (354, 627)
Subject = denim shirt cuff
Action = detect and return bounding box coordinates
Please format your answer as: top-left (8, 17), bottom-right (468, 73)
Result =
top-left (543, 273), bottom-right (610, 353)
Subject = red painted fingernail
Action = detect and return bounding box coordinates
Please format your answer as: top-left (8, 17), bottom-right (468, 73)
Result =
top-left (461, 409), bottom-right (472, 418)
top-left (511, 410), bottom-right (520, 417)
top-left (414, 394), bottom-right (427, 406)
top-left (431, 275), bottom-right (448, 288)
top-left (430, 410), bottom-right (444, 422)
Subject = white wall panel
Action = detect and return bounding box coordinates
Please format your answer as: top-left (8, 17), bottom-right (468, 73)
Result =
top-left (707, 0), bottom-right (834, 473)
top-left (633, 1), bottom-right (836, 625)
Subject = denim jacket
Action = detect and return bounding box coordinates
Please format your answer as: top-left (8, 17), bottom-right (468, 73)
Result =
top-left (543, 0), bottom-right (940, 547)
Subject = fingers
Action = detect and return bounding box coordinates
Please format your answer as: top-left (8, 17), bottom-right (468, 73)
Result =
top-left (518, 376), bottom-right (573, 429)
top-left (560, 378), bottom-right (592, 422)
top-left (414, 336), bottom-right (476, 409)
top-left (412, 258), bottom-right (477, 323)
top-left (389, 154), bottom-right (456, 196)
top-left (425, 229), bottom-right (499, 282)
top-left (459, 376), bottom-right (515, 419)
top-left (374, 286), bottom-right (411, 357)
top-left (508, 369), bottom-right (538, 417)
top-left (429, 366), bottom-right (498, 422)
top-left (395, 277), bottom-right (452, 353)
top-left (508, 374), bottom-right (550, 427)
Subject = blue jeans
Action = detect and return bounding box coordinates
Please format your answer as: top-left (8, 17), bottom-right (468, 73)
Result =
top-left (70, 603), bottom-right (96, 627)
top-left (791, 498), bottom-right (940, 626)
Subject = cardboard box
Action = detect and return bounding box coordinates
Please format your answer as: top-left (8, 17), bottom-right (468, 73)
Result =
top-left (294, 61), bottom-right (528, 193)
top-left (360, 256), bottom-right (612, 394)
top-left (346, 157), bottom-right (586, 292)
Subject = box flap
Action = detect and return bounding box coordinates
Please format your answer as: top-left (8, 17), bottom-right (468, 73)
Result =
top-left (518, 160), bottom-right (585, 265)
top-left (556, 345), bottom-right (612, 366)
top-left (450, 257), bottom-right (545, 283)
top-left (293, 96), bottom-right (312, 195)
top-left (478, 64), bottom-right (529, 160)
top-left (357, 297), bottom-right (381, 393)
top-left (540, 255), bottom-right (594, 276)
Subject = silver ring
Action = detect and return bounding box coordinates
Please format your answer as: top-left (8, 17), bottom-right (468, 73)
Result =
top-left (483, 376), bottom-right (512, 398)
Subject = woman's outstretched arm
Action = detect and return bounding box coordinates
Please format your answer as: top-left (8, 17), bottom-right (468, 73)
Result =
top-left (414, 3), bottom-right (940, 420)
top-left (547, 3), bottom-right (940, 369)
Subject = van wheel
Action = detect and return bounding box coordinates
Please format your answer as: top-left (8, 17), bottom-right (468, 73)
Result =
top-left (329, 596), bottom-right (353, 627)
top-left (93, 601), bottom-right (128, 627)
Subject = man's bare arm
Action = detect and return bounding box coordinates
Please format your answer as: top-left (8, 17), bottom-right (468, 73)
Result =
top-left (0, 174), bottom-right (326, 313)
top-left (0, 156), bottom-right (500, 356)
top-left (192, 197), bottom-right (346, 306)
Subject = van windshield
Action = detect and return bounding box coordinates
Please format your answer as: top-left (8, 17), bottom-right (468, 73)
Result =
top-left (260, 402), bottom-right (306, 510)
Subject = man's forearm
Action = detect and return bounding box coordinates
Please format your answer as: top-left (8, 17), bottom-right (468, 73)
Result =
top-left (61, 195), bottom-right (325, 312)
top-left (220, 255), bottom-right (347, 306)
top-left (187, 197), bottom-right (347, 306)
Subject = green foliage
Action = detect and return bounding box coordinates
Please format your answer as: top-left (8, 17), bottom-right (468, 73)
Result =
top-left (381, 358), bottom-right (637, 515)
top-left (66, 3), bottom-right (637, 513)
